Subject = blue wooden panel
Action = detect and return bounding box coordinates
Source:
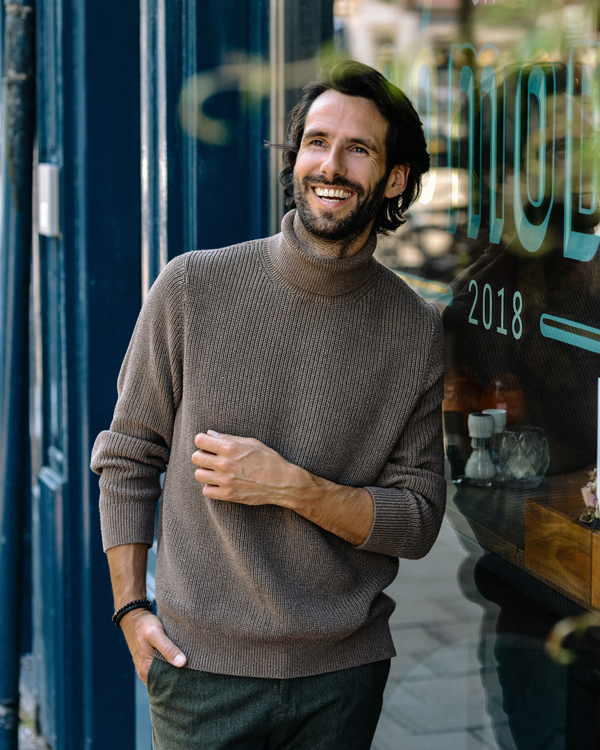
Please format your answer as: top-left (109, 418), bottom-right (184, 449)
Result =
top-left (33, 0), bottom-right (141, 745)
top-left (33, 468), bottom-right (67, 749)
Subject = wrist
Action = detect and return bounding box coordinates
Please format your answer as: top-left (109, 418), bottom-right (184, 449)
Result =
top-left (113, 598), bottom-right (153, 628)
top-left (280, 465), bottom-right (321, 512)
top-left (284, 468), bottom-right (334, 515)
top-left (119, 605), bottom-right (155, 630)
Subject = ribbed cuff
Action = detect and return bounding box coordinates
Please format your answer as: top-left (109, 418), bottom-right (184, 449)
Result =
top-left (355, 486), bottom-right (404, 556)
top-left (100, 498), bottom-right (157, 551)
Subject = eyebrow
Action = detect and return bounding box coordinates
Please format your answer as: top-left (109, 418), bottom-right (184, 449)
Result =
top-left (302, 129), bottom-right (381, 154)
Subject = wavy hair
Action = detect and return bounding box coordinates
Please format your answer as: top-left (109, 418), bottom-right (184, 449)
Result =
top-left (276, 60), bottom-right (430, 234)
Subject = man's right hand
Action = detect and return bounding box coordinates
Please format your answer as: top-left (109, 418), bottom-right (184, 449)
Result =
top-left (106, 543), bottom-right (187, 682)
top-left (119, 608), bottom-right (187, 684)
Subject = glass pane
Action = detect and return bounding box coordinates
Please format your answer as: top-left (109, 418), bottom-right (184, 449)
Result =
top-left (335, 1), bottom-right (600, 747)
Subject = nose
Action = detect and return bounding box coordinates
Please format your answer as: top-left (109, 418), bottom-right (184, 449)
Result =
top-left (319, 144), bottom-right (346, 182)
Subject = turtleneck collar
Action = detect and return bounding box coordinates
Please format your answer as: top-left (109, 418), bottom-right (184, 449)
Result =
top-left (262, 210), bottom-right (379, 297)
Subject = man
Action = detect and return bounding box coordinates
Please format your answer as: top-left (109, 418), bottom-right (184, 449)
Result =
top-left (92, 60), bottom-right (445, 749)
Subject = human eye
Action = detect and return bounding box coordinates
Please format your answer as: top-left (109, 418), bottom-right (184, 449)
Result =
top-left (350, 145), bottom-right (368, 154)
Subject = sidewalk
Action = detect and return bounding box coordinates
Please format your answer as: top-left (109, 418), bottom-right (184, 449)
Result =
top-left (372, 519), bottom-right (514, 750)
top-left (19, 656), bottom-right (48, 750)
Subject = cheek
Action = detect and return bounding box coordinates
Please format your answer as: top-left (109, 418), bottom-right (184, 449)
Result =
top-left (294, 151), bottom-right (322, 180)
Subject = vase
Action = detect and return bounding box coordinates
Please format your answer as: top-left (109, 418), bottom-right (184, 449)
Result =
top-left (500, 426), bottom-right (550, 489)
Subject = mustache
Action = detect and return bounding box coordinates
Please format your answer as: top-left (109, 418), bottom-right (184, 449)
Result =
top-left (300, 174), bottom-right (364, 195)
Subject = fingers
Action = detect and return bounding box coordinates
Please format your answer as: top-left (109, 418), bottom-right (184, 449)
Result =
top-left (191, 449), bottom-right (229, 488)
top-left (194, 430), bottom-right (227, 450)
top-left (192, 432), bottom-right (235, 480)
top-left (194, 467), bottom-right (220, 487)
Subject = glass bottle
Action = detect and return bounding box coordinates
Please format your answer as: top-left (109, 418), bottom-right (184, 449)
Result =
top-left (464, 413), bottom-right (495, 487)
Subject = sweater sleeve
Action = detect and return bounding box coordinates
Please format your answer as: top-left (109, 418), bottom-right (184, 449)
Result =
top-left (357, 306), bottom-right (446, 559)
top-left (91, 254), bottom-right (186, 551)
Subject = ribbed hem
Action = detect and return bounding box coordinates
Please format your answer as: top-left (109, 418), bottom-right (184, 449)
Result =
top-left (100, 500), bottom-right (156, 551)
top-left (155, 610), bottom-right (396, 679)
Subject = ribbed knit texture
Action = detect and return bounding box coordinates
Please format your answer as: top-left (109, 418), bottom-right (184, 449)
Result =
top-left (92, 211), bottom-right (446, 678)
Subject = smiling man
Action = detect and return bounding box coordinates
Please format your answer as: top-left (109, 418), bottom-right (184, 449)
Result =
top-left (92, 61), bottom-right (445, 750)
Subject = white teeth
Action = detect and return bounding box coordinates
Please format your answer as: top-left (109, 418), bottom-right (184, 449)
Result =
top-left (314, 187), bottom-right (351, 199)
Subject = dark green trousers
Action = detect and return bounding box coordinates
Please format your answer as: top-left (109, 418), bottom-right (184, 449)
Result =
top-left (146, 658), bottom-right (390, 750)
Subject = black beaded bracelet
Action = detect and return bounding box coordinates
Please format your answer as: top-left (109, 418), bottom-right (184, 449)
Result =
top-left (112, 598), bottom-right (153, 628)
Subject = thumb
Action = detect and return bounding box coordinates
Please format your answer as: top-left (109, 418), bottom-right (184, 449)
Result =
top-left (154, 632), bottom-right (187, 668)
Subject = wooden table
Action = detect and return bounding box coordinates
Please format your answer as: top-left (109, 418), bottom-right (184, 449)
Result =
top-left (446, 469), bottom-right (600, 613)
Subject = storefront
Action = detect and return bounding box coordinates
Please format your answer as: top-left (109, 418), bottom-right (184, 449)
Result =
top-left (334, 0), bottom-right (600, 746)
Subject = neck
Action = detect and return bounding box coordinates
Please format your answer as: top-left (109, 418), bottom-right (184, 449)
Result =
top-left (292, 213), bottom-right (374, 259)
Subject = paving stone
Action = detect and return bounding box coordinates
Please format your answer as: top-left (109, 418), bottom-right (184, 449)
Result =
top-left (384, 671), bottom-right (495, 735)
top-left (390, 579), bottom-right (466, 604)
top-left (425, 619), bottom-right (486, 647)
top-left (405, 639), bottom-right (481, 679)
top-left (389, 624), bottom-right (448, 661)
top-left (471, 725), bottom-right (518, 750)
top-left (437, 595), bottom-right (488, 622)
top-left (388, 599), bottom-right (461, 628)
top-left (373, 719), bottom-right (494, 750)
top-left (18, 726), bottom-right (49, 750)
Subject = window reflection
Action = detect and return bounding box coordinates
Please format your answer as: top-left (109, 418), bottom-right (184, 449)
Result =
top-left (336, 0), bottom-right (600, 747)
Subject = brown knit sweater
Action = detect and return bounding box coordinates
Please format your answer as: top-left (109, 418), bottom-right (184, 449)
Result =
top-left (92, 210), bottom-right (446, 678)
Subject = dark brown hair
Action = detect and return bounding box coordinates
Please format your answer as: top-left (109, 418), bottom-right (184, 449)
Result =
top-left (276, 60), bottom-right (430, 233)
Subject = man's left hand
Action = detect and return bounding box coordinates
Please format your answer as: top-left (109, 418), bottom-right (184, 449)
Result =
top-left (192, 430), bottom-right (314, 508)
top-left (191, 430), bottom-right (374, 546)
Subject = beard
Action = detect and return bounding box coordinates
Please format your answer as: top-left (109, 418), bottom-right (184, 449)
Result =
top-left (292, 171), bottom-right (388, 245)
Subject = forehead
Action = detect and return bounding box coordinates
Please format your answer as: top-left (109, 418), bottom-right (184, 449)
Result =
top-left (304, 90), bottom-right (389, 148)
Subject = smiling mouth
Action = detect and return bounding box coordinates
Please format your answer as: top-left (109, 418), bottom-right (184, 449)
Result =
top-left (312, 186), bottom-right (353, 204)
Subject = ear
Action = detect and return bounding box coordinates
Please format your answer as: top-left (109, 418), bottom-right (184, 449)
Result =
top-left (384, 164), bottom-right (410, 199)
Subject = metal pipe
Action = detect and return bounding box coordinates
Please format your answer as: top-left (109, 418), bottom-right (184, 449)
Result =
top-left (0, 2), bottom-right (35, 748)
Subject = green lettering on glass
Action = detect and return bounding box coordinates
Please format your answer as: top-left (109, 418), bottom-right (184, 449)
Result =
top-left (481, 55), bottom-right (505, 244)
top-left (512, 292), bottom-right (523, 340)
top-left (564, 44), bottom-right (599, 263)
top-left (468, 281), bottom-right (523, 340)
top-left (513, 62), bottom-right (555, 253)
top-left (421, 0), bottom-right (432, 33)
top-left (540, 314), bottom-right (600, 354)
top-left (526, 72), bottom-right (546, 209)
top-left (459, 62), bottom-right (480, 239)
top-left (409, 45), bottom-right (438, 225)
top-left (445, 44), bottom-right (504, 242)
top-left (468, 279), bottom-right (479, 325)
top-left (496, 288), bottom-right (508, 335)
top-left (483, 284), bottom-right (493, 329)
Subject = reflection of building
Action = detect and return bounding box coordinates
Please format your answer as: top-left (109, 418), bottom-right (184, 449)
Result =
top-left (337, 2), bottom-right (600, 747)
top-left (334, 0), bottom-right (420, 70)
